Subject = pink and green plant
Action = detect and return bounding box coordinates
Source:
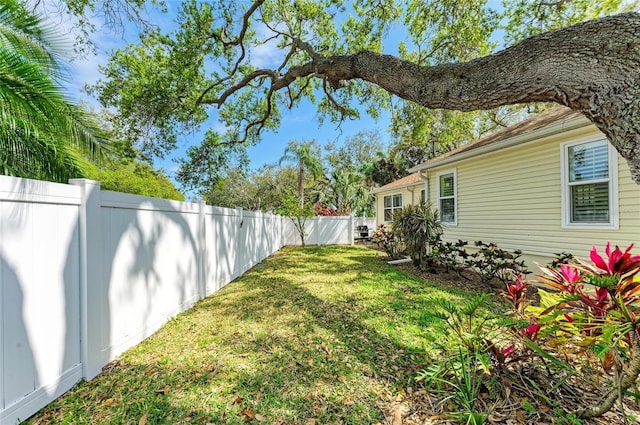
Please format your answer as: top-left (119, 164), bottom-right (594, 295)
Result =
top-left (504, 242), bottom-right (640, 418)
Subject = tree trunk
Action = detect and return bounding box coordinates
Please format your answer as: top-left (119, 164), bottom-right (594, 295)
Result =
top-left (576, 330), bottom-right (640, 418)
top-left (293, 13), bottom-right (640, 183)
top-left (298, 163), bottom-right (304, 208)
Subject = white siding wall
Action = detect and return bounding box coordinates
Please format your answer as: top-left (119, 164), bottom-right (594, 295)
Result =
top-left (0, 176), bottom-right (359, 424)
top-left (426, 126), bottom-right (640, 267)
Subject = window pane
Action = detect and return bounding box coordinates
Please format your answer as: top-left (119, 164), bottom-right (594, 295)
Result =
top-left (420, 189), bottom-right (425, 202)
top-left (568, 140), bottom-right (609, 182)
top-left (440, 198), bottom-right (455, 223)
top-left (571, 182), bottom-right (609, 223)
top-left (439, 174), bottom-right (454, 197)
top-left (384, 208), bottom-right (393, 221)
top-left (393, 194), bottom-right (402, 207)
top-left (384, 196), bottom-right (392, 208)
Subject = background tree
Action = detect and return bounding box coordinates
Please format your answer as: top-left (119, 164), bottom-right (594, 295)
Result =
top-left (326, 169), bottom-right (362, 216)
top-left (201, 164), bottom-right (299, 210)
top-left (323, 130), bottom-right (383, 215)
top-left (0, 0), bottom-right (105, 182)
top-left (278, 140), bottom-right (324, 208)
top-left (324, 130), bottom-right (385, 174)
top-left (277, 194), bottom-right (314, 247)
top-left (88, 0), bottom-right (640, 184)
top-left (370, 153), bottom-right (408, 187)
top-left (87, 159), bottom-right (184, 200)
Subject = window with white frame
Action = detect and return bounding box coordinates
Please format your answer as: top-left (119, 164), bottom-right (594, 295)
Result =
top-left (383, 194), bottom-right (402, 221)
top-left (562, 138), bottom-right (618, 228)
top-left (438, 171), bottom-right (456, 224)
top-left (420, 189), bottom-right (426, 203)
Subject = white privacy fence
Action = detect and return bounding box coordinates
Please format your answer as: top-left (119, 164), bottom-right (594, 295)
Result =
top-left (0, 176), bottom-right (374, 424)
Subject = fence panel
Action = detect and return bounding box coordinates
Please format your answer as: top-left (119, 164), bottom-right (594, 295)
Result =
top-left (205, 206), bottom-right (240, 294)
top-left (316, 216), bottom-right (352, 245)
top-left (0, 176), bottom-right (82, 425)
top-left (0, 176), bottom-right (365, 424)
top-left (99, 191), bottom-right (202, 362)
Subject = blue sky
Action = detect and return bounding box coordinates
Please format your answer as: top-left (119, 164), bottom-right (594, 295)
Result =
top-left (58, 1), bottom-right (397, 181)
top-left (58, 0), bottom-right (509, 181)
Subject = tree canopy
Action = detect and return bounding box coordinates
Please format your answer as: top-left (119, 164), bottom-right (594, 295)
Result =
top-left (74, 0), bottom-right (640, 183)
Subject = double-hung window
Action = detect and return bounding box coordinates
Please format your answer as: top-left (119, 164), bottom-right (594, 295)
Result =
top-left (437, 171), bottom-right (457, 225)
top-left (383, 194), bottom-right (402, 221)
top-left (562, 139), bottom-right (618, 228)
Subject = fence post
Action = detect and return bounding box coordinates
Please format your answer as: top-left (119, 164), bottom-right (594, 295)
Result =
top-left (198, 200), bottom-right (207, 298)
top-left (349, 215), bottom-right (354, 245)
top-left (69, 179), bottom-right (104, 380)
top-left (313, 216), bottom-right (319, 246)
top-left (236, 207), bottom-right (244, 276)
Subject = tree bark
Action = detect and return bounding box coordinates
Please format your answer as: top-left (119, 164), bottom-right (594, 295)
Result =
top-left (290, 13), bottom-right (640, 183)
top-left (576, 330), bottom-right (640, 419)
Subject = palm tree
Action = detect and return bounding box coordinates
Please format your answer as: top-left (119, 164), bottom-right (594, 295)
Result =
top-left (278, 140), bottom-right (324, 207)
top-left (0, 0), bottom-right (104, 182)
top-left (329, 169), bottom-right (373, 216)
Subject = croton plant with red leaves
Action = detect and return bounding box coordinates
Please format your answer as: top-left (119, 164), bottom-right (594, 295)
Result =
top-left (500, 242), bottom-right (640, 418)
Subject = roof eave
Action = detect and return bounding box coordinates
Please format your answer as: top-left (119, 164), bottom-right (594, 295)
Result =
top-left (408, 115), bottom-right (591, 173)
top-left (371, 181), bottom-right (423, 194)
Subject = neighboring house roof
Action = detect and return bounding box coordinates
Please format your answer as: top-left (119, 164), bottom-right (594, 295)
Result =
top-left (409, 106), bottom-right (589, 172)
top-left (371, 172), bottom-right (423, 194)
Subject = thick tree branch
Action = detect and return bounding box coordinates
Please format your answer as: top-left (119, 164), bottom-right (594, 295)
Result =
top-left (192, 12), bottom-right (640, 182)
top-left (295, 12), bottom-right (640, 183)
top-left (199, 69), bottom-right (277, 106)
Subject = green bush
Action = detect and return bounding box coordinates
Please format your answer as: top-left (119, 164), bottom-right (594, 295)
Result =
top-left (391, 202), bottom-right (442, 267)
top-left (466, 241), bottom-right (528, 287)
top-left (428, 237), bottom-right (469, 273)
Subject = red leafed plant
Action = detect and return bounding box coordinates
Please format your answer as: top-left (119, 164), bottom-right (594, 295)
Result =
top-left (513, 242), bottom-right (640, 418)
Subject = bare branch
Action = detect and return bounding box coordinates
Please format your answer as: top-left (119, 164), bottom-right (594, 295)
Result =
top-left (322, 77), bottom-right (351, 120)
top-left (286, 77), bottom-right (312, 109)
top-left (240, 86), bottom-right (276, 143)
top-left (198, 69), bottom-right (277, 106)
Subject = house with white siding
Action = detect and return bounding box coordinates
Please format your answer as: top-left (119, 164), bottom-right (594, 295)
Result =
top-left (374, 106), bottom-right (640, 267)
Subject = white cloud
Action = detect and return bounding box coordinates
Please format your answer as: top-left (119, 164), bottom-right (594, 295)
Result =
top-left (248, 22), bottom-right (287, 69)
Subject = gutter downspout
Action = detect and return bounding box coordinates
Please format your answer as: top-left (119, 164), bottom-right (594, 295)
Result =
top-left (418, 170), bottom-right (429, 203)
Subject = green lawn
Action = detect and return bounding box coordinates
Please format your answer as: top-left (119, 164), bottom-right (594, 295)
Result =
top-left (26, 245), bottom-right (492, 425)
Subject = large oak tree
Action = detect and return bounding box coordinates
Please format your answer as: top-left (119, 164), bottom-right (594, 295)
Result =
top-left (91, 1), bottom-right (640, 183)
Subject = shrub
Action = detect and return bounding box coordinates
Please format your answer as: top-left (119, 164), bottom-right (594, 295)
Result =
top-left (371, 224), bottom-right (400, 258)
top-left (313, 202), bottom-right (338, 216)
top-left (428, 237), bottom-right (469, 273)
top-left (548, 251), bottom-right (575, 268)
top-left (466, 241), bottom-right (528, 287)
top-left (391, 202), bottom-right (442, 267)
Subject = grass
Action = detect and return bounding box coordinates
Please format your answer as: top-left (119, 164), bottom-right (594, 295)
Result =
top-left (26, 245), bottom-right (496, 425)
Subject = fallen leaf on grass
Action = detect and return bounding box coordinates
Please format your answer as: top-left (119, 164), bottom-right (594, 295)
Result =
top-left (103, 398), bottom-right (116, 407)
top-left (305, 419), bottom-right (316, 425)
top-left (233, 396), bottom-right (244, 404)
top-left (254, 413), bottom-right (266, 422)
top-left (240, 410), bottom-right (255, 421)
top-left (139, 413), bottom-right (148, 425)
top-left (392, 407), bottom-right (402, 425)
top-left (155, 385), bottom-right (170, 395)
top-left (342, 395), bottom-right (355, 405)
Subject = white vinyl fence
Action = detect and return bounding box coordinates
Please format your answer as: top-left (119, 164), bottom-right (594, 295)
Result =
top-left (0, 176), bottom-right (373, 424)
